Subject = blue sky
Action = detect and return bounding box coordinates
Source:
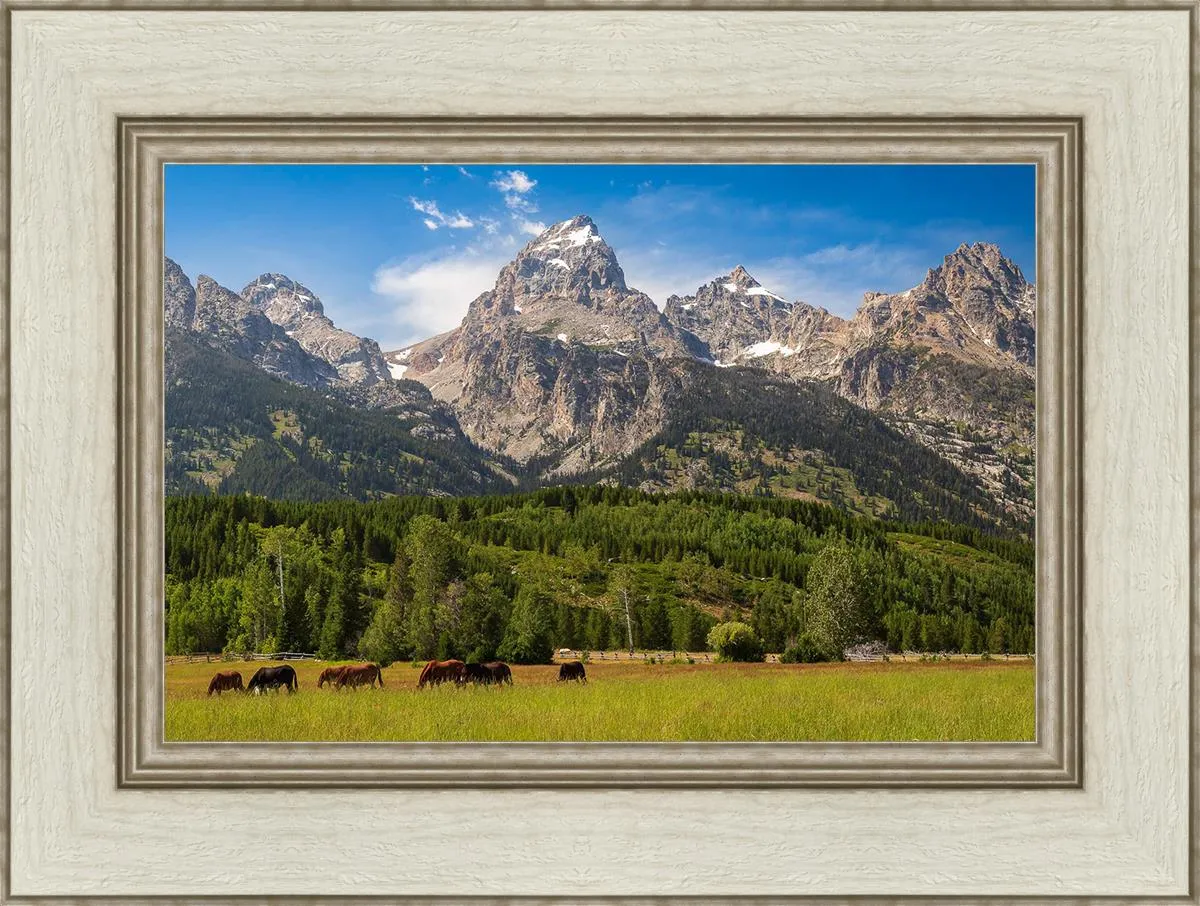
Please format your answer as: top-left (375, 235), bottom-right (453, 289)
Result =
top-left (166, 163), bottom-right (1036, 350)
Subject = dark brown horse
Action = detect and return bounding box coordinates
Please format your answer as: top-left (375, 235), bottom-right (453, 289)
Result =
top-left (484, 661), bottom-right (513, 685)
top-left (207, 670), bottom-right (244, 695)
top-left (460, 662), bottom-right (493, 685)
top-left (335, 663), bottom-right (384, 690)
top-left (317, 665), bottom-right (349, 688)
top-left (418, 659), bottom-right (464, 688)
top-left (558, 661), bottom-right (587, 683)
top-left (247, 664), bottom-right (298, 694)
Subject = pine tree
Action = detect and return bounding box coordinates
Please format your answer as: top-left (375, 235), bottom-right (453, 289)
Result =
top-left (497, 585), bottom-right (554, 664)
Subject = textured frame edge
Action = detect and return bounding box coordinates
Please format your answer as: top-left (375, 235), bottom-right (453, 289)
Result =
top-left (115, 117), bottom-right (1078, 790)
top-left (2, 2), bottom-right (1195, 904)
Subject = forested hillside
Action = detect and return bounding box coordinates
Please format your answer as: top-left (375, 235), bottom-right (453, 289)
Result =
top-left (610, 363), bottom-right (1027, 534)
top-left (165, 488), bottom-right (1034, 663)
top-left (165, 329), bottom-right (509, 499)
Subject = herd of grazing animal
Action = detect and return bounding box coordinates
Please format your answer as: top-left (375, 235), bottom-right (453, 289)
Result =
top-left (419, 659), bottom-right (515, 688)
top-left (206, 658), bottom-right (585, 697)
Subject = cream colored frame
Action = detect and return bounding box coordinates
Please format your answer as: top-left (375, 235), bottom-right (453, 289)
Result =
top-left (6, 3), bottom-right (1195, 902)
top-left (120, 118), bottom-right (1079, 789)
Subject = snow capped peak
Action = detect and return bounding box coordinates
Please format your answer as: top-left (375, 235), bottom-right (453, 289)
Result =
top-left (532, 215), bottom-right (605, 253)
top-left (718, 265), bottom-right (761, 294)
top-left (725, 264), bottom-right (758, 286)
top-left (713, 266), bottom-right (788, 304)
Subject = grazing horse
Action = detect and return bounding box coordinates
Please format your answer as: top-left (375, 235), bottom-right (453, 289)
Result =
top-left (460, 662), bottom-right (493, 685)
top-left (484, 661), bottom-right (513, 685)
top-left (335, 663), bottom-right (384, 690)
top-left (558, 661), bottom-right (587, 683)
top-left (207, 670), bottom-right (244, 696)
top-left (247, 664), bottom-right (298, 694)
top-left (317, 665), bottom-right (349, 688)
top-left (418, 659), bottom-right (465, 688)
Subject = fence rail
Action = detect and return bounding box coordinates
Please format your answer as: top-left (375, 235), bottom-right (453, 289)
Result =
top-left (165, 651), bottom-right (318, 665)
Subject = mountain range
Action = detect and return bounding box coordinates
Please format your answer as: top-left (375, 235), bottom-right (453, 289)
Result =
top-left (164, 215), bottom-right (1035, 533)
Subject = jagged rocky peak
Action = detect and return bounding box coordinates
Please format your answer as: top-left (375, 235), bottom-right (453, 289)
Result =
top-left (240, 273), bottom-right (392, 387)
top-left (242, 273), bottom-right (325, 329)
top-left (923, 241), bottom-right (1030, 302)
top-left (663, 265), bottom-right (807, 368)
top-left (526, 214), bottom-right (620, 281)
top-left (193, 274), bottom-right (272, 340)
top-left (719, 264), bottom-right (763, 294)
top-left (163, 256), bottom-right (196, 328)
top-left (471, 215), bottom-right (629, 321)
top-left (448, 213), bottom-right (687, 357)
top-left (681, 265), bottom-right (791, 309)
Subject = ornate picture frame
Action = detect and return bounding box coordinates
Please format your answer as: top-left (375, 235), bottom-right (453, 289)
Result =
top-left (4, 2), bottom-right (1194, 901)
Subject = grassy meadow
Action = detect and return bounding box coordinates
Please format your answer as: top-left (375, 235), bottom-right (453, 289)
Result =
top-left (165, 657), bottom-right (1035, 742)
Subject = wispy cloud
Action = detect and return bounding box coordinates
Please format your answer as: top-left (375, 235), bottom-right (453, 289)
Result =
top-left (752, 243), bottom-right (932, 316)
top-left (409, 197), bottom-right (474, 230)
top-left (490, 169), bottom-right (539, 213)
top-left (373, 247), bottom-right (508, 348)
top-left (517, 219), bottom-right (547, 236)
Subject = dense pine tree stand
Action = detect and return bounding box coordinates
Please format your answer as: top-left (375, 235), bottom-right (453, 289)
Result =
top-left (165, 487), bottom-right (1034, 664)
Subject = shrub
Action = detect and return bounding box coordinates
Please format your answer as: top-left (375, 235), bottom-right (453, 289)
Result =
top-left (780, 633), bottom-right (840, 664)
top-left (706, 622), bottom-right (766, 663)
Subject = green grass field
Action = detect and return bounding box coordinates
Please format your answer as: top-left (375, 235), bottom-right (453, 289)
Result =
top-left (165, 658), bottom-right (1035, 742)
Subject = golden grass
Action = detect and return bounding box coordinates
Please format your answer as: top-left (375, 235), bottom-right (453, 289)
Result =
top-left (165, 658), bottom-right (1035, 743)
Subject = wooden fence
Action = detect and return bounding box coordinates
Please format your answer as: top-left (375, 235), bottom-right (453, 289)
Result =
top-left (165, 651), bottom-right (318, 665)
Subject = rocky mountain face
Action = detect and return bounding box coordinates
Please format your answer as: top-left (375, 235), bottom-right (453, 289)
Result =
top-left (664, 264), bottom-right (849, 377)
top-left (394, 217), bottom-right (695, 471)
top-left (164, 327), bottom-right (508, 500)
top-left (166, 258), bottom-right (394, 390)
top-left (665, 242), bottom-right (1034, 406)
top-left (241, 274), bottom-right (392, 386)
top-left (660, 243), bottom-right (1036, 524)
top-left (165, 259), bottom-right (339, 388)
top-left (167, 224), bottom-right (1036, 532)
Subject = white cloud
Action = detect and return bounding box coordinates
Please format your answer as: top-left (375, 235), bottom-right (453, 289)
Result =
top-left (517, 219), bottom-right (547, 236)
top-left (490, 169), bottom-right (538, 212)
top-left (372, 250), bottom-right (508, 348)
top-left (409, 197), bottom-right (474, 230)
top-left (491, 170), bottom-right (536, 194)
top-left (457, 166), bottom-right (475, 179)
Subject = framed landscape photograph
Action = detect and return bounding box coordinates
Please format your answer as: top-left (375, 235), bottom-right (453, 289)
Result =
top-left (162, 161), bottom-right (1039, 745)
top-left (5, 2), bottom-right (1196, 904)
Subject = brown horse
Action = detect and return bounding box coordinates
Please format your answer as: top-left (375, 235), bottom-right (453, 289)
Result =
top-left (460, 662), bottom-right (493, 685)
top-left (247, 664), bottom-right (298, 694)
top-left (317, 665), bottom-right (350, 688)
top-left (207, 670), bottom-right (244, 695)
top-left (484, 661), bottom-right (513, 685)
top-left (418, 659), bottom-right (464, 688)
top-left (558, 661), bottom-right (587, 683)
top-left (335, 663), bottom-right (384, 690)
